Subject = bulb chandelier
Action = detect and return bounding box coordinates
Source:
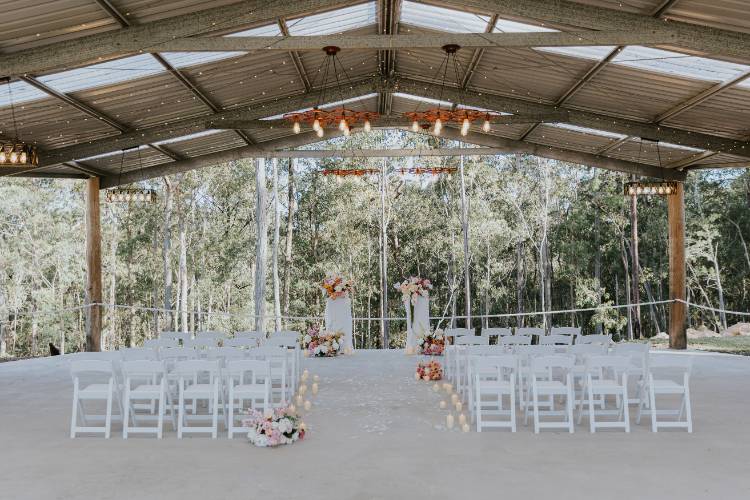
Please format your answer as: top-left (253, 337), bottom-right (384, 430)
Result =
top-left (106, 149), bottom-right (157, 204)
top-left (1, 84), bottom-right (39, 167)
top-left (284, 46), bottom-right (378, 137)
top-left (405, 44), bottom-right (502, 137)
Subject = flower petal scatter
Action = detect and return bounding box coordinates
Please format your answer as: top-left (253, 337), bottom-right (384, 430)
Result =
top-left (394, 276), bottom-right (432, 305)
top-left (321, 272), bottom-right (354, 299)
top-left (416, 360), bottom-right (443, 381)
top-left (242, 407), bottom-right (305, 447)
top-left (303, 324), bottom-right (344, 357)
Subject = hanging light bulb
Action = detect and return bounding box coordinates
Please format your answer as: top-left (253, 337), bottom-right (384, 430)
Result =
top-left (364, 119), bottom-right (371, 133)
top-left (0, 151), bottom-right (5, 163)
top-left (316, 127), bottom-right (324, 138)
top-left (482, 117), bottom-right (491, 133)
top-left (411, 120), bottom-right (419, 132)
top-left (313, 118), bottom-right (321, 132)
top-left (339, 118), bottom-right (347, 131)
top-left (460, 117), bottom-right (470, 136)
top-left (9, 151), bottom-right (18, 163)
top-left (343, 124), bottom-right (351, 136)
top-left (293, 121), bottom-right (301, 134)
top-left (433, 118), bottom-right (442, 136)
top-left (20, 151), bottom-right (27, 163)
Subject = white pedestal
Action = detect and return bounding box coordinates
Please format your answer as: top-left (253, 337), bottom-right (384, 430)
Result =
top-left (405, 294), bottom-right (430, 351)
top-left (325, 297), bottom-right (353, 352)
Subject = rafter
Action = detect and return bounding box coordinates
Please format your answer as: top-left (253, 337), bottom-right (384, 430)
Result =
top-left (395, 77), bottom-right (750, 159)
top-left (656, 70), bottom-right (750, 123)
top-left (377, 0), bottom-right (401, 116)
top-left (278, 19), bottom-right (312, 92)
top-left (461, 15), bottom-right (498, 89)
top-left (0, 0), bottom-right (350, 78)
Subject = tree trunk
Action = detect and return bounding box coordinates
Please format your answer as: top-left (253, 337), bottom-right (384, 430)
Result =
top-left (283, 158), bottom-right (295, 317)
top-left (712, 242), bottom-right (727, 330)
top-left (629, 177), bottom-right (642, 339)
top-left (458, 154), bottom-right (471, 329)
top-left (178, 200), bottom-right (188, 333)
top-left (379, 161), bottom-right (390, 348)
top-left (516, 239), bottom-right (525, 327)
top-left (594, 204), bottom-right (603, 334)
top-left (162, 177), bottom-right (174, 330)
top-left (620, 236), bottom-right (633, 340)
top-left (108, 224), bottom-right (117, 348)
top-left (254, 158), bottom-right (269, 332)
top-left (272, 158), bottom-right (282, 332)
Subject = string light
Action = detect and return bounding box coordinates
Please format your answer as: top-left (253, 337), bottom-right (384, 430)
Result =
top-left (364, 119), bottom-right (371, 132)
top-left (433, 118), bottom-right (442, 136)
top-left (293, 121), bottom-right (301, 134)
top-left (461, 117), bottom-right (470, 136)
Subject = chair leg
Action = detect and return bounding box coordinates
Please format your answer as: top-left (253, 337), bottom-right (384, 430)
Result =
top-left (622, 385), bottom-right (631, 433)
top-left (70, 386), bottom-right (79, 439)
top-left (532, 385), bottom-right (540, 434)
top-left (212, 383), bottom-right (219, 439)
top-left (178, 381), bottom-right (184, 439)
top-left (567, 384), bottom-right (575, 434)
top-left (649, 383), bottom-right (658, 433)
top-left (684, 385), bottom-right (693, 433)
top-left (123, 388), bottom-right (130, 440)
top-left (588, 382), bottom-right (596, 433)
top-left (157, 384), bottom-right (165, 439)
top-left (510, 387), bottom-right (516, 433)
top-left (105, 385), bottom-right (113, 439)
top-left (228, 387), bottom-right (235, 439)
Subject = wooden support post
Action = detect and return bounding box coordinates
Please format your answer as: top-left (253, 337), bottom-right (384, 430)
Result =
top-left (85, 177), bottom-right (103, 352)
top-left (668, 182), bottom-right (687, 349)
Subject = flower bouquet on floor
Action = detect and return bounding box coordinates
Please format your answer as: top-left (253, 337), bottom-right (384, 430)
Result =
top-left (242, 407), bottom-right (305, 447)
top-left (417, 329), bottom-right (445, 355)
top-left (416, 360), bottom-right (443, 381)
top-left (320, 272), bottom-right (354, 299)
top-left (303, 324), bottom-right (344, 357)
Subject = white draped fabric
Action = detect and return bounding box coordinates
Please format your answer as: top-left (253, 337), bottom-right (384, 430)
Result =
top-left (325, 297), bottom-right (353, 352)
top-left (404, 294), bottom-right (430, 350)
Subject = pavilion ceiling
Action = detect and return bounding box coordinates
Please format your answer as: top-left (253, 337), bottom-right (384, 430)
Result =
top-left (1, 0), bottom-right (749, 183)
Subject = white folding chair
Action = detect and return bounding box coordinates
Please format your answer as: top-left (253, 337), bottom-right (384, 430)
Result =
top-left (144, 338), bottom-right (179, 350)
top-left (453, 336), bottom-right (488, 397)
top-left (515, 327), bottom-right (544, 342)
top-left (235, 331), bottom-right (266, 345)
top-left (266, 336), bottom-right (299, 394)
top-left (613, 343), bottom-right (650, 407)
top-left (174, 360), bottom-right (221, 438)
top-left (445, 327), bottom-right (474, 343)
top-left (118, 347), bottom-right (158, 361)
top-left (638, 356), bottom-right (693, 433)
top-left (224, 337), bottom-right (259, 348)
top-left (121, 360), bottom-right (173, 439)
top-left (247, 347), bottom-right (289, 407)
top-left (539, 334), bottom-right (574, 346)
top-left (530, 355), bottom-right (576, 433)
top-left (159, 331), bottom-right (191, 344)
top-left (184, 337), bottom-right (219, 356)
top-left (474, 355), bottom-right (517, 432)
top-left (70, 360), bottom-right (121, 439)
top-left (225, 359), bottom-right (272, 439)
top-left (465, 345), bottom-right (507, 417)
top-left (500, 335), bottom-right (532, 347)
top-left (577, 355), bottom-right (631, 433)
top-left (515, 345), bottom-right (556, 420)
top-left (480, 327), bottom-right (512, 343)
top-left (550, 326), bottom-right (580, 340)
top-left (569, 344), bottom-right (609, 409)
top-left (576, 334), bottom-right (612, 346)
top-left (196, 331), bottom-right (226, 343)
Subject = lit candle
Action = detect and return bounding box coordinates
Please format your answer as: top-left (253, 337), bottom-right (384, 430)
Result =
top-left (442, 382), bottom-right (449, 391)
top-left (422, 375), bottom-right (430, 382)
top-left (432, 383), bottom-right (440, 392)
top-left (462, 423), bottom-right (470, 433)
top-left (296, 395), bottom-right (303, 406)
top-left (451, 394), bottom-right (459, 404)
top-left (303, 369), bottom-right (309, 378)
top-left (455, 402), bottom-right (463, 412)
top-left (439, 400), bottom-right (447, 409)
top-left (313, 375), bottom-right (320, 382)
top-left (312, 383), bottom-right (319, 395)
top-left (288, 404), bottom-right (296, 413)
top-left (304, 400), bottom-right (312, 411)
top-left (301, 372), bottom-right (309, 382)
top-left (299, 384), bottom-right (308, 395)
top-left (446, 414), bottom-right (454, 429)
top-left (458, 413), bottom-right (467, 426)
top-left (445, 384), bottom-right (453, 393)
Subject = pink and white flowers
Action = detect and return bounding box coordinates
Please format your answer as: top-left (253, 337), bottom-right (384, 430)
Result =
top-left (321, 272), bottom-right (354, 300)
top-left (303, 324), bottom-right (344, 357)
top-left (242, 407), bottom-right (305, 447)
top-left (417, 330), bottom-right (445, 356)
top-left (394, 276), bottom-right (432, 304)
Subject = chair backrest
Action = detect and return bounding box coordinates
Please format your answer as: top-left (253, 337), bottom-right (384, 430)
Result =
top-left (144, 338), bottom-right (178, 349)
top-left (223, 337), bottom-right (259, 348)
top-left (158, 347), bottom-right (197, 366)
top-left (444, 328), bottom-right (474, 338)
top-left (118, 347), bottom-right (158, 361)
top-left (173, 359), bottom-right (221, 381)
top-left (576, 334), bottom-right (611, 346)
top-left (569, 344), bottom-right (608, 357)
top-left (196, 331), bottom-right (225, 341)
top-left (516, 345), bottom-right (556, 357)
top-left (70, 360), bottom-right (114, 387)
top-left (481, 327), bottom-right (512, 338)
top-left (585, 355), bottom-right (631, 372)
top-left (208, 346), bottom-right (247, 362)
top-left (539, 334), bottom-right (574, 346)
top-left (550, 326), bottom-right (580, 337)
top-left (454, 335), bottom-right (489, 345)
top-left (121, 360), bottom-right (166, 386)
top-left (159, 331), bottom-right (191, 343)
top-left (184, 338), bottom-right (219, 349)
top-left (613, 343), bottom-right (650, 371)
top-left (247, 346), bottom-right (287, 359)
top-left (649, 355), bottom-right (692, 373)
top-left (531, 355), bottom-right (575, 373)
top-left (500, 335), bottom-right (532, 346)
top-left (272, 330), bottom-right (300, 338)
top-left (266, 336), bottom-right (298, 348)
top-left (235, 331), bottom-right (265, 340)
top-left (515, 327), bottom-right (544, 337)
top-left (466, 345), bottom-right (505, 356)
top-left (474, 355), bottom-right (518, 383)
top-left (226, 359), bottom-right (271, 385)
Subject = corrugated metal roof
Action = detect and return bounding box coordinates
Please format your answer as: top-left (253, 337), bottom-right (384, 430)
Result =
top-left (287, 2), bottom-right (377, 35)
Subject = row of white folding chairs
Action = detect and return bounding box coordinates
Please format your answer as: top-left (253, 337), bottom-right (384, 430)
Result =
top-left (157, 329), bottom-right (300, 345)
top-left (466, 347), bottom-right (691, 433)
top-left (445, 326), bottom-right (582, 340)
top-left (70, 346), bottom-right (297, 439)
top-left (70, 357), bottom-right (279, 439)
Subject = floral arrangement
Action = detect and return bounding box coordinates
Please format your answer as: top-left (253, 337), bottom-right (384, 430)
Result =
top-left (303, 324), bottom-right (343, 357)
top-left (416, 360), bottom-right (443, 381)
top-left (320, 272), bottom-right (354, 299)
top-left (242, 407), bottom-right (305, 447)
top-left (394, 276), bottom-right (432, 304)
top-left (417, 329), bottom-right (445, 355)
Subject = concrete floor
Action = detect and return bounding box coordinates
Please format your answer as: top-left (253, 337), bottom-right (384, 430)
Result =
top-left (1, 349), bottom-right (749, 500)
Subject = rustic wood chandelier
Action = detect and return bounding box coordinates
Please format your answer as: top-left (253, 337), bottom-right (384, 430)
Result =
top-left (1, 84), bottom-right (38, 167)
top-left (284, 46), bottom-right (378, 137)
top-left (624, 181), bottom-right (678, 196)
top-left (106, 149), bottom-right (157, 204)
top-left (406, 44), bottom-right (501, 137)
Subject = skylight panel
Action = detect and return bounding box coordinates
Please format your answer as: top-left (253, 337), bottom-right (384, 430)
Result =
top-left (613, 46), bottom-right (750, 83)
top-left (393, 92), bottom-right (453, 108)
top-left (78, 145), bottom-right (150, 162)
top-left (37, 54), bottom-right (164, 94)
top-left (287, 2), bottom-right (376, 36)
top-left (0, 81), bottom-right (48, 108)
top-left (550, 123), bottom-right (627, 139)
top-left (261, 93), bottom-right (379, 120)
top-left (401, 1), bottom-right (489, 33)
top-left (227, 24), bottom-right (283, 37)
top-left (537, 46), bottom-right (616, 61)
top-left (493, 19), bottom-right (555, 33)
top-left (153, 129), bottom-right (223, 145)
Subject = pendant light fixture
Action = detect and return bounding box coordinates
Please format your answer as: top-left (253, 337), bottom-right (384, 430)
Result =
top-left (1, 82), bottom-right (38, 167)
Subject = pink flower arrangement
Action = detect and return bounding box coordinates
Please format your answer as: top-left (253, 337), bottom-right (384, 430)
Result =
top-left (394, 276), bottom-right (432, 305)
top-left (302, 324), bottom-right (343, 357)
top-left (242, 407), bottom-right (305, 447)
top-left (418, 330), bottom-right (445, 356)
top-left (416, 360), bottom-right (443, 381)
top-left (320, 272), bottom-right (354, 299)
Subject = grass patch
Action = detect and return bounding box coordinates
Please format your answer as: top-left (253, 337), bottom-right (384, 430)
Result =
top-left (650, 336), bottom-right (750, 356)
